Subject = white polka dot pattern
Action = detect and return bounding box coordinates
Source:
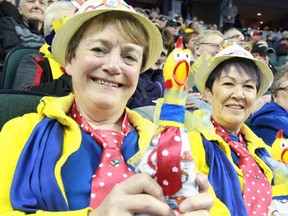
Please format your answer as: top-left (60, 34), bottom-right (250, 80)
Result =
top-left (156, 126), bottom-right (183, 196)
top-left (71, 102), bottom-right (133, 209)
top-left (212, 119), bottom-right (272, 216)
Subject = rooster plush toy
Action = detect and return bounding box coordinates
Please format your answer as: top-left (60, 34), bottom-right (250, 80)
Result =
top-left (136, 37), bottom-right (199, 213)
top-left (266, 130), bottom-right (288, 216)
top-left (271, 130), bottom-right (288, 164)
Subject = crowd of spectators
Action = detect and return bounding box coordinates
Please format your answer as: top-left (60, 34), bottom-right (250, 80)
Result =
top-left (0, 0), bottom-right (287, 106)
top-left (0, 0), bottom-right (287, 113)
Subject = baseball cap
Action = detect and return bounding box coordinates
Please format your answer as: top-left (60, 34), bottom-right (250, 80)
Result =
top-left (166, 18), bottom-right (181, 27)
top-left (251, 43), bottom-right (275, 55)
top-left (192, 44), bottom-right (273, 98)
top-left (52, 0), bottom-right (163, 73)
top-left (252, 31), bottom-right (262, 36)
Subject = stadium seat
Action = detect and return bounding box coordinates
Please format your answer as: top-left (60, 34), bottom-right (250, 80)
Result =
top-left (0, 47), bottom-right (39, 89)
top-left (0, 90), bottom-right (45, 129)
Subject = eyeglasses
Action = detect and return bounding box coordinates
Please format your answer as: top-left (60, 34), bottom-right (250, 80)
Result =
top-left (228, 34), bottom-right (245, 41)
top-left (278, 86), bottom-right (288, 92)
top-left (199, 42), bottom-right (221, 50)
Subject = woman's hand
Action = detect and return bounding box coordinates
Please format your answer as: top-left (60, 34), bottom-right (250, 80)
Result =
top-left (179, 173), bottom-right (213, 216)
top-left (89, 173), bottom-right (213, 216)
top-left (89, 173), bottom-right (175, 216)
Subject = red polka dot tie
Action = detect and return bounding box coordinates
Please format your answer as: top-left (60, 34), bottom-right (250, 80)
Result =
top-left (156, 126), bottom-right (182, 196)
top-left (212, 118), bottom-right (272, 216)
top-left (71, 102), bottom-right (133, 208)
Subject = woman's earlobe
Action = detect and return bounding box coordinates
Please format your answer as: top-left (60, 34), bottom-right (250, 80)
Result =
top-left (65, 55), bottom-right (73, 76)
top-left (205, 88), bottom-right (212, 103)
top-left (271, 90), bottom-right (277, 102)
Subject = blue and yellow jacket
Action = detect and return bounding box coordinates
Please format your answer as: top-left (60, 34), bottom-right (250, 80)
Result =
top-left (188, 123), bottom-right (274, 216)
top-left (0, 94), bottom-right (277, 215)
top-left (0, 95), bottom-right (153, 215)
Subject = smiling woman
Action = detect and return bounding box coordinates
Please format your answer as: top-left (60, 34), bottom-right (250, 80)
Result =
top-left (205, 58), bottom-right (260, 135)
top-left (189, 44), bottom-right (280, 215)
top-left (64, 14), bottom-right (148, 115)
top-left (0, 0), bottom-right (214, 215)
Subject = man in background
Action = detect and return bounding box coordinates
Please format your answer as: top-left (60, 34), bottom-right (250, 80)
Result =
top-left (0, 0), bottom-right (47, 61)
top-left (251, 43), bottom-right (276, 73)
top-left (221, 0), bottom-right (238, 33)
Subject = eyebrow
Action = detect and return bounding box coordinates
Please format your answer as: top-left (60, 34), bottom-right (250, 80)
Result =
top-left (90, 38), bottom-right (143, 54)
top-left (221, 74), bottom-right (256, 83)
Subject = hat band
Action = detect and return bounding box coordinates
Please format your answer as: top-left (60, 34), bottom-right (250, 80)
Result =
top-left (80, 0), bottom-right (132, 13)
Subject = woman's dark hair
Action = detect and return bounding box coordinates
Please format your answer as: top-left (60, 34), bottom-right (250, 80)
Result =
top-left (206, 57), bottom-right (261, 93)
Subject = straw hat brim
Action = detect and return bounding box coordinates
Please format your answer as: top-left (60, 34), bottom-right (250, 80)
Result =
top-left (192, 46), bottom-right (273, 98)
top-left (52, 8), bottom-right (163, 73)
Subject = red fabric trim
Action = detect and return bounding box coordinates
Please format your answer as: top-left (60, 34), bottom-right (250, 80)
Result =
top-left (32, 56), bottom-right (44, 86)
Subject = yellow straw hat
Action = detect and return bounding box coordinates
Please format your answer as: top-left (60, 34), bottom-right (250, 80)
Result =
top-left (192, 44), bottom-right (274, 98)
top-left (52, 0), bottom-right (163, 73)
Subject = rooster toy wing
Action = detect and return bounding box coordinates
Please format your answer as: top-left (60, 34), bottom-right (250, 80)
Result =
top-left (136, 37), bottom-right (198, 213)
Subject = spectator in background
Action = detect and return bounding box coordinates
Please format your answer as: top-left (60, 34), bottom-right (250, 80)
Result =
top-left (157, 15), bottom-right (168, 29)
top-left (0, 0), bottom-right (21, 63)
top-left (173, 13), bottom-right (186, 36)
top-left (246, 30), bottom-right (263, 51)
top-left (223, 27), bottom-right (246, 48)
top-left (12, 1), bottom-right (75, 96)
top-left (247, 43), bottom-right (276, 116)
top-left (250, 65), bottom-right (288, 146)
top-left (280, 28), bottom-right (288, 40)
top-left (266, 32), bottom-right (277, 50)
top-left (183, 28), bottom-right (199, 63)
top-left (251, 43), bottom-right (276, 72)
top-left (275, 37), bottom-right (288, 69)
top-left (0, 0), bottom-right (47, 61)
top-left (251, 30), bottom-right (263, 43)
top-left (192, 29), bottom-right (224, 61)
top-left (188, 18), bottom-right (204, 33)
top-left (221, 0), bottom-right (238, 33)
top-left (164, 18), bottom-right (181, 41)
top-left (186, 29), bottom-right (223, 100)
top-left (206, 23), bottom-right (218, 31)
top-left (161, 27), bottom-right (175, 54)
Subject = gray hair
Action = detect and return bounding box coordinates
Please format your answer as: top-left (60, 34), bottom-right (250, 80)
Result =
top-left (271, 64), bottom-right (288, 100)
top-left (193, 29), bottom-right (223, 52)
top-left (44, 1), bottom-right (75, 35)
top-left (223, 28), bottom-right (244, 40)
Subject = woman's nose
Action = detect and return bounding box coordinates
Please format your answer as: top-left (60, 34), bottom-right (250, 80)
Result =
top-left (232, 85), bottom-right (245, 99)
top-left (101, 51), bottom-right (121, 74)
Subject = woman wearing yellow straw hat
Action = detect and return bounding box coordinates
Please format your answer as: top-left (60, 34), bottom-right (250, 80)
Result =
top-left (0, 0), bottom-right (213, 215)
top-left (190, 44), bottom-right (278, 215)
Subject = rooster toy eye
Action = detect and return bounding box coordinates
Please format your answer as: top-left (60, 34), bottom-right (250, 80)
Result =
top-left (280, 141), bottom-right (288, 149)
top-left (184, 53), bottom-right (191, 61)
top-left (173, 51), bottom-right (182, 61)
top-left (173, 51), bottom-right (191, 62)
